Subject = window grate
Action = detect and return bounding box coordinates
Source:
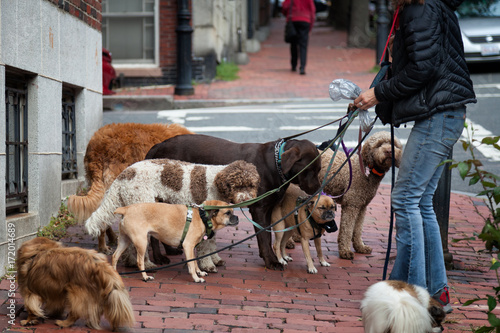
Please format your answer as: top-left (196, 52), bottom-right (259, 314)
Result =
top-left (5, 86), bottom-right (29, 214)
top-left (62, 91), bottom-right (77, 179)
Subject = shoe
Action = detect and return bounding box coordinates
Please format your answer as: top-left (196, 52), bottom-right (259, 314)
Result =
top-left (291, 67), bottom-right (296, 72)
top-left (300, 68), bottom-right (305, 75)
top-left (433, 287), bottom-right (453, 314)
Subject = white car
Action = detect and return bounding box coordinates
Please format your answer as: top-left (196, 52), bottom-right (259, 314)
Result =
top-left (457, 0), bottom-right (500, 63)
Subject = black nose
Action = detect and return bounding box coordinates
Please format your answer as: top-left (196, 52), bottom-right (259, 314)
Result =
top-left (229, 215), bottom-right (239, 225)
top-left (322, 211), bottom-right (335, 221)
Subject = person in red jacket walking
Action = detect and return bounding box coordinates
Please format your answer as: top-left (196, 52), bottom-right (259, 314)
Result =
top-left (282, 0), bottom-right (315, 75)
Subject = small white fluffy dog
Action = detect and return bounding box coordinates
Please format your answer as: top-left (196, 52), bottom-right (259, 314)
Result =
top-left (361, 280), bottom-right (446, 333)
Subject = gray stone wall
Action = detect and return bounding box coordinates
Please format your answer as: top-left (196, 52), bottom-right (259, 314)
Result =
top-left (0, 0), bottom-right (102, 277)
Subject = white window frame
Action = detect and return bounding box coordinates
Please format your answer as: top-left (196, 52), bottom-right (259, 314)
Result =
top-left (102, 0), bottom-right (160, 69)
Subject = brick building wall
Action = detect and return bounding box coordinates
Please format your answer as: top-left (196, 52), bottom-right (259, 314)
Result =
top-left (45, 0), bottom-right (102, 31)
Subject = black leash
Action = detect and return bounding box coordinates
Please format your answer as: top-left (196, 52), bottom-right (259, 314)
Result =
top-left (382, 123), bottom-right (396, 280)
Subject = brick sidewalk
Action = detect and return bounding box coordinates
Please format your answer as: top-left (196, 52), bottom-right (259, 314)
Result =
top-left (1, 185), bottom-right (496, 332)
top-left (113, 17), bottom-right (376, 102)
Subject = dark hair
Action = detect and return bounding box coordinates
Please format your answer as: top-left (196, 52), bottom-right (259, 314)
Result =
top-left (392, 0), bottom-right (425, 9)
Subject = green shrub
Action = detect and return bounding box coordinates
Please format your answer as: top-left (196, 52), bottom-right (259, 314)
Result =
top-left (37, 202), bottom-right (76, 240)
top-left (446, 122), bottom-right (500, 332)
top-left (216, 61), bottom-right (239, 81)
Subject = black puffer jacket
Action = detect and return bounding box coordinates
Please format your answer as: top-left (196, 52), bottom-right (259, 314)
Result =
top-left (374, 0), bottom-right (476, 126)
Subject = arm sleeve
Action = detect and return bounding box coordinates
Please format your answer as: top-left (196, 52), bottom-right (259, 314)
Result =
top-left (375, 3), bottom-right (442, 102)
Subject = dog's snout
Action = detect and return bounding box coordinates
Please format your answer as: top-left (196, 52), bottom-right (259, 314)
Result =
top-left (229, 215), bottom-right (239, 226)
top-left (322, 210), bottom-right (335, 221)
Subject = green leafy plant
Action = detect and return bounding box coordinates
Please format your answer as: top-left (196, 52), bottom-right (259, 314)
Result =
top-left (37, 202), bottom-right (76, 240)
top-left (216, 61), bottom-right (239, 81)
top-left (446, 122), bottom-right (500, 332)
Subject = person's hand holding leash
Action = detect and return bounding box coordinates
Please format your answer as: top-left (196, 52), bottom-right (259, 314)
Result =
top-left (354, 87), bottom-right (379, 110)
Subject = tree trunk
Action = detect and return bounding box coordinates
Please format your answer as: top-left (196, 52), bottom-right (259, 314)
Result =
top-left (330, 0), bottom-right (350, 30)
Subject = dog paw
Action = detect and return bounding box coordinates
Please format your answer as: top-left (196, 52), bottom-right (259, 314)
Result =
top-left (285, 239), bottom-right (295, 249)
top-left (320, 261), bottom-right (330, 267)
top-left (143, 276), bottom-right (155, 282)
top-left (99, 246), bottom-right (114, 255)
top-left (21, 319), bottom-right (39, 326)
top-left (307, 267), bottom-right (318, 274)
top-left (214, 259), bottom-right (226, 267)
top-left (339, 250), bottom-right (354, 260)
top-left (198, 271), bottom-right (208, 277)
top-left (284, 255), bottom-right (293, 262)
top-left (355, 245), bottom-right (372, 254)
top-left (200, 265), bottom-right (217, 273)
top-left (278, 258), bottom-right (288, 266)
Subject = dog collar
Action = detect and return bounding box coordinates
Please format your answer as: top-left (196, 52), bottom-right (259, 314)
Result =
top-left (274, 139), bottom-right (289, 183)
top-left (369, 165), bottom-right (385, 177)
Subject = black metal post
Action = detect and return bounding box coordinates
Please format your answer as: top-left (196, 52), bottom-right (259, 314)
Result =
top-left (247, 0), bottom-right (254, 40)
top-left (175, 0), bottom-right (194, 96)
top-left (433, 149), bottom-right (454, 269)
top-left (376, 0), bottom-right (391, 64)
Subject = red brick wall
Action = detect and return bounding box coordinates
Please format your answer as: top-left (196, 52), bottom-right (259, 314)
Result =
top-left (45, 0), bottom-right (102, 31)
top-left (159, 0), bottom-right (178, 68)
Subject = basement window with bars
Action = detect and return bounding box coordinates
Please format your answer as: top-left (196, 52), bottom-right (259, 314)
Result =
top-left (62, 88), bottom-right (77, 180)
top-left (5, 71), bottom-right (29, 215)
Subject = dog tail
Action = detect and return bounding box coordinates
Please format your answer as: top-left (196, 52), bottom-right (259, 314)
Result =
top-left (96, 257), bottom-right (135, 330)
top-left (84, 183), bottom-right (122, 237)
top-left (68, 179), bottom-right (106, 223)
top-left (105, 282), bottom-right (135, 330)
top-left (388, 296), bottom-right (434, 333)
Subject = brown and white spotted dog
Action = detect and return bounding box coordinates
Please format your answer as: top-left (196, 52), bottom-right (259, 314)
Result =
top-left (85, 158), bottom-right (260, 269)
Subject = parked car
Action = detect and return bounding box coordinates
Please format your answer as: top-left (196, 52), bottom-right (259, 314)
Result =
top-left (102, 48), bottom-right (117, 95)
top-left (457, 0), bottom-right (500, 63)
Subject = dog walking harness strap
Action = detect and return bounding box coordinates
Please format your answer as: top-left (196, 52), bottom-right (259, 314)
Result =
top-left (198, 208), bottom-right (215, 240)
top-left (180, 206), bottom-right (193, 246)
top-left (180, 206), bottom-right (214, 247)
top-left (294, 198), bottom-right (322, 240)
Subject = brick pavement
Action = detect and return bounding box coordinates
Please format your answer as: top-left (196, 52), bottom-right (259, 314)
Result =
top-left (113, 17), bottom-right (376, 101)
top-left (1, 15), bottom-right (496, 333)
top-left (1, 185), bottom-right (496, 332)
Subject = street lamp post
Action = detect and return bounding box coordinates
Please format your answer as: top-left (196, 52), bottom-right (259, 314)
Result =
top-left (175, 0), bottom-right (194, 96)
top-left (376, 0), bottom-right (391, 64)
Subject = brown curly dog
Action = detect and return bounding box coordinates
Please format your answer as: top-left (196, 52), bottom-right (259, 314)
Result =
top-left (320, 131), bottom-right (402, 259)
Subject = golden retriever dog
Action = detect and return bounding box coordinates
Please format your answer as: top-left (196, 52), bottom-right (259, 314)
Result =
top-left (67, 122), bottom-right (193, 254)
top-left (272, 184), bottom-right (337, 273)
top-left (16, 237), bottom-right (135, 330)
top-left (320, 131), bottom-right (402, 259)
top-left (85, 158), bottom-right (259, 270)
top-left (112, 200), bottom-right (239, 283)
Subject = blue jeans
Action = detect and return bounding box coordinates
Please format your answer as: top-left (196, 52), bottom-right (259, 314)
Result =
top-left (389, 108), bottom-right (466, 296)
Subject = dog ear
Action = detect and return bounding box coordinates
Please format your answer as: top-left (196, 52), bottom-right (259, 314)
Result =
top-left (281, 146), bottom-right (301, 175)
top-left (208, 209), bottom-right (219, 220)
top-left (361, 142), bottom-right (374, 167)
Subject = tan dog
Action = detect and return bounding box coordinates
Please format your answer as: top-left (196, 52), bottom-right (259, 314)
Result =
top-left (17, 237), bottom-right (134, 330)
top-left (272, 184), bottom-right (337, 274)
top-left (68, 122), bottom-right (193, 254)
top-left (112, 200), bottom-right (239, 283)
